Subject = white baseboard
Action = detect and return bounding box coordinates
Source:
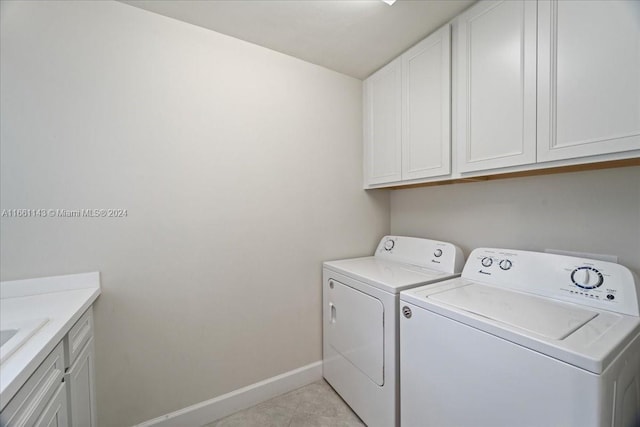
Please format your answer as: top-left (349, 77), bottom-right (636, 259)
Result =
top-left (134, 361), bottom-right (323, 427)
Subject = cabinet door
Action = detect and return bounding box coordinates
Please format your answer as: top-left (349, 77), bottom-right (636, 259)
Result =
top-left (364, 58), bottom-right (402, 186)
top-left (0, 342), bottom-right (66, 427)
top-left (402, 24), bottom-right (451, 180)
top-left (67, 338), bottom-right (97, 427)
top-left (537, 0), bottom-right (640, 162)
top-left (456, 0), bottom-right (537, 173)
top-left (35, 383), bottom-right (69, 427)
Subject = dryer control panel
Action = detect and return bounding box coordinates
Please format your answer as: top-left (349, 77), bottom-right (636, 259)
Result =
top-left (376, 236), bottom-right (464, 274)
top-left (463, 248), bottom-right (640, 316)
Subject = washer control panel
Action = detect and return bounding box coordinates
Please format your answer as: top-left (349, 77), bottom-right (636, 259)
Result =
top-left (478, 256), bottom-right (514, 270)
top-left (376, 235), bottom-right (465, 274)
top-left (463, 248), bottom-right (639, 316)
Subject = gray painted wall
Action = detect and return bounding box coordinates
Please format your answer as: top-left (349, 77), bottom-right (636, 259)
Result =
top-left (391, 166), bottom-right (640, 275)
top-left (0, 2), bottom-right (389, 425)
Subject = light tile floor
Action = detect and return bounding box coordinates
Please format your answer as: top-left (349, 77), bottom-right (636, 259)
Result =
top-left (203, 380), bottom-right (366, 427)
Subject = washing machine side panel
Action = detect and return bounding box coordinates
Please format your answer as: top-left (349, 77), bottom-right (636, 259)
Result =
top-left (400, 303), bottom-right (602, 427)
top-left (603, 332), bottom-right (640, 427)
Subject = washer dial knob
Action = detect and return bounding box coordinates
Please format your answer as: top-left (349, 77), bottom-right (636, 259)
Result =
top-left (499, 259), bottom-right (513, 270)
top-left (481, 257), bottom-right (493, 267)
top-left (384, 240), bottom-right (395, 251)
top-left (434, 249), bottom-right (443, 258)
top-left (571, 267), bottom-right (604, 289)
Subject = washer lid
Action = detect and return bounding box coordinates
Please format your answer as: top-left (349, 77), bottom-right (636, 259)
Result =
top-left (401, 278), bottom-right (640, 374)
top-left (324, 257), bottom-right (454, 294)
top-left (429, 284), bottom-right (597, 340)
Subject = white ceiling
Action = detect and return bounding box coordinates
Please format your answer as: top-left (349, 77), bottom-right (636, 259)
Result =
top-left (120, 0), bottom-right (475, 79)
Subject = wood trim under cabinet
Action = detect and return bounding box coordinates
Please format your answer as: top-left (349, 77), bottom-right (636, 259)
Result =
top-left (385, 158), bottom-right (640, 190)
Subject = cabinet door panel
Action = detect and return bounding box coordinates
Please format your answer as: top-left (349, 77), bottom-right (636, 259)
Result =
top-left (34, 383), bottom-right (69, 427)
top-left (402, 25), bottom-right (451, 180)
top-left (0, 343), bottom-right (66, 427)
top-left (538, 0), bottom-right (640, 161)
top-left (68, 338), bottom-right (97, 427)
top-left (364, 59), bottom-right (402, 186)
top-left (457, 0), bottom-right (537, 172)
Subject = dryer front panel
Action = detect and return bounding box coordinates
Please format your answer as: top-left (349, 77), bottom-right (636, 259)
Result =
top-left (325, 278), bottom-right (384, 386)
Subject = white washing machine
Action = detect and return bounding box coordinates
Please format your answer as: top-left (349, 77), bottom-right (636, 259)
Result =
top-left (400, 248), bottom-right (640, 427)
top-left (323, 235), bottom-right (464, 427)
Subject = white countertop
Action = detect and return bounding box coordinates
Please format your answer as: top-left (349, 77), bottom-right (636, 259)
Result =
top-left (0, 272), bottom-right (101, 411)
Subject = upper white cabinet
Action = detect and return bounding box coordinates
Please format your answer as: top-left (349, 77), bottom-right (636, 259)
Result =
top-left (456, 0), bottom-right (537, 173)
top-left (402, 25), bottom-right (452, 181)
top-left (537, 0), bottom-right (640, 162)
top-left (364, 0), bottom-right (639, 188)
top-left (364, 58), bottom-right (402, 186)
top-left (364, 25), bottom-right (451, 187)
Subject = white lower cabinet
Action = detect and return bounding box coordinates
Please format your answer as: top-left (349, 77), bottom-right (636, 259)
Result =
top-left (0, 307), bottom-right (97, 427)
top-left (34, 383), bottom-right (69, 427)
top-left (66, 338), bottom-right (97, 427)
top-left (1, 343), bottom-right (67, 427)
top-left (64, 308), bottom-right (97, 427)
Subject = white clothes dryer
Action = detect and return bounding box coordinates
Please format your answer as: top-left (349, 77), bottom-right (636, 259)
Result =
top-left (323, 236), bottom-right (464, 427)
top-left (400, 248), bottom-right (640, 427)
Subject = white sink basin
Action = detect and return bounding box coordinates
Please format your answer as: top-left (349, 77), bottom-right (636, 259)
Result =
top-left (0, 329), bottom-right (18, 346)
top-left (0, 318), bottom-right (49, 364)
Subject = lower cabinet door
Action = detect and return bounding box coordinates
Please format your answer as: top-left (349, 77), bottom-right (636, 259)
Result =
top-left (0, 342), bottom-right (66, 427)
top-left (67, 338), bottom-right (97, 427)
top-left (35, 383), bottom-right (69, 427)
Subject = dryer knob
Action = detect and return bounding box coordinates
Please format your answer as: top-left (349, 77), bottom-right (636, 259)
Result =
top-left (434, 249), bottom-right (443, 258)
top-left (481, 257), bottom-right (493, 267)
top-left (384, 240), bottom-right (395, 251)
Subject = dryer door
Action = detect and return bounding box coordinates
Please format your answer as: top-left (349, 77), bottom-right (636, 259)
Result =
top-left (326, 279), bottom-right (384, 385)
